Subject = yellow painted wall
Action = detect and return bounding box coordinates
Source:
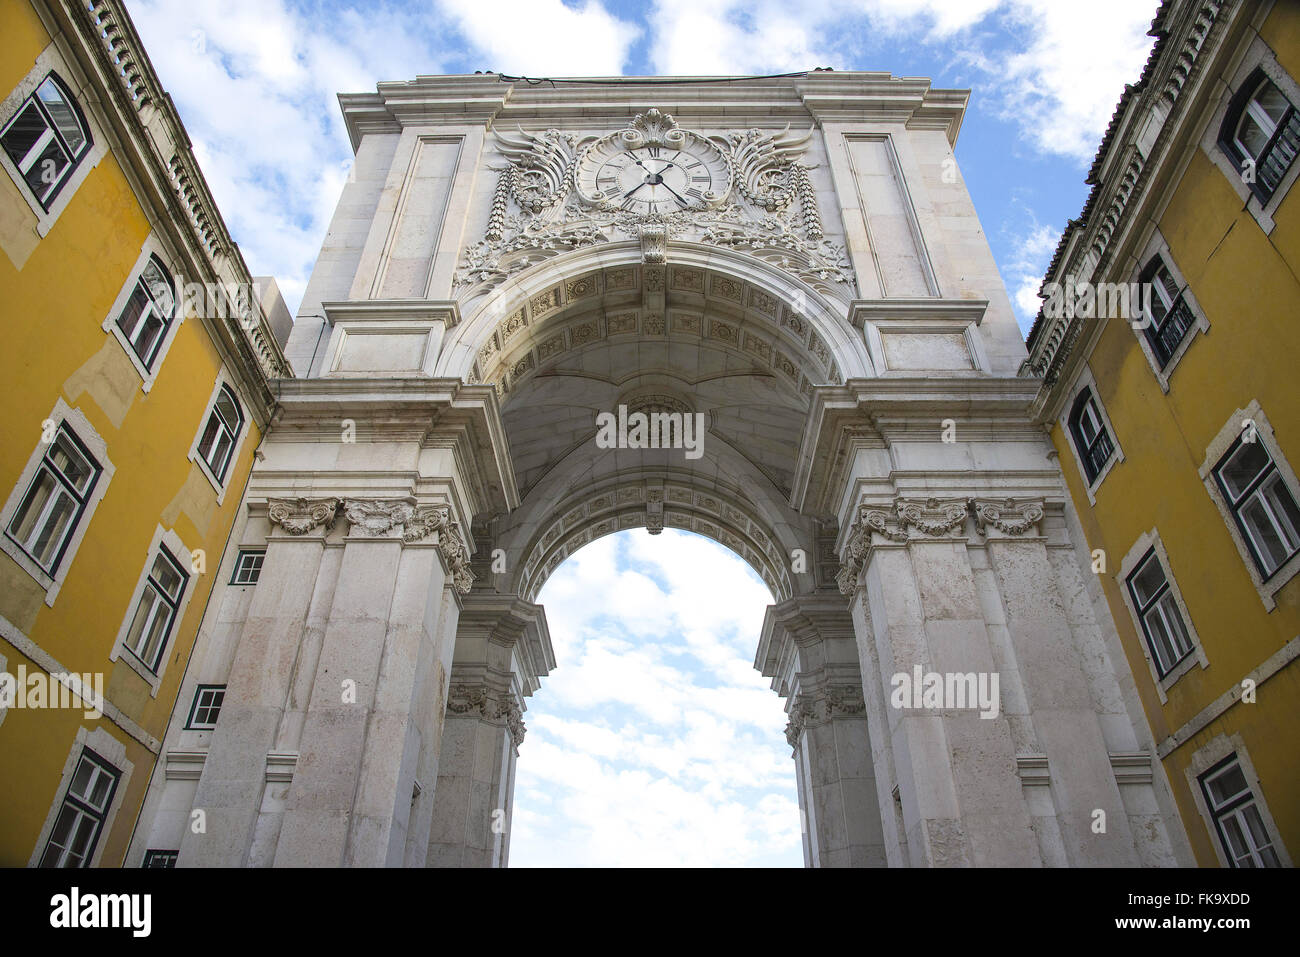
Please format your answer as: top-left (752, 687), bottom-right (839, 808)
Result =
top-left (1052, 4), bottom-right (1300, 867)
top-left (0, 4), bottom-right (262, 865)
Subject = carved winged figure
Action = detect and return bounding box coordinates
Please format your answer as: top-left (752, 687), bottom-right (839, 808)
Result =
top-left (724, 126), bottom-right (814, 212)
top-left (493, 127), bottom-right (581, 213)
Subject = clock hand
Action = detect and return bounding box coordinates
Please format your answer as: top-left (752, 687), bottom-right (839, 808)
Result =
top-left (622, 181), bottom-right (647, 199)
top-left (660, 180), bottom-right (690, 206)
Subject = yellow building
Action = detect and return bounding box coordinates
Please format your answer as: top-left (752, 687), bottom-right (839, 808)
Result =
top-left (0, 0), bottom-right (290, 866)
top-left (1024, 0), bottom-right (1300, 867)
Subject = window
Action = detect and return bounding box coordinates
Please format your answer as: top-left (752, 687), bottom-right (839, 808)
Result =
top-left (185, 685), bottom-right (225, 730)
top-left (230, 549), bottom-right (264, 585)
top-left (1126, 549), bottom-right (1194, 679)
top-left (1068, 388), bottom-right (1115, 484)
top-left (116, 255), bottom-right (176, 370)
top-left (1220, 70), bottom-right (1300, 203)
top-left (1139, 255), bottom-right (1198, 368)
top-left (1199, 755), bottom-right (1281, 868)
top-left (196, 384), bottom-right (243, 483)
top-left (1214, 437), bottom-right (1300, 579)
top-left (142, 849), bottom-right (178, 868)
top-left (0, 72), bottom-right (91, 211)
top-left (122, 547), bottom-right (188, 673)
top-left (38, 749), bottom-right (119, 867)
top-left (5, 425), bottom-right (100, 576)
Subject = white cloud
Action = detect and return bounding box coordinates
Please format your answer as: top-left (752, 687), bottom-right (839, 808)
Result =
top-left (647, 0), bottom-right (1156, 162)
top-left (436, 0), bottom-right (640, 76)
top-left (1001, 212), bottom-right (1061, 329)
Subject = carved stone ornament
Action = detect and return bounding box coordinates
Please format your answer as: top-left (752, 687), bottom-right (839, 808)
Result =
top-left (835, 497), bottom-right (968, 593)
top-left (403, 505), bottom-right (476, 593)
top-left (445, 682), bottom-right (526, 746)
top-left (455, 111), bottom-right (853, 300)
top-left (343, 499), bottom-right (415, 536)
top-left (785, 684), bottom-right (867, 748)
top-left (267, 497), bottom-right (339, 536)
top-left (971, 497), bottom-right (1046, 538)
top-left (836, 497), bottom-right (1044, 595)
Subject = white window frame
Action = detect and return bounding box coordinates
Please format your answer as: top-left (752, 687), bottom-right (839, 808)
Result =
top-left (184, 684), bottom-right (226, 730)
top-left (109, 526), bottom-right (195, 697)
top-left (28, 727), bottom-right (133, 868)
top-left (1184, 733), bottom-right (1291, 868)
top-left (1199, 401), bottom-right (1300, 610)
top-left (1116, 528), bottom-right (1208, 702)
top-left (102, 236), bottom-right (186, 392)
top-left (0, 45), bottom-right (108, 238)
top-left (1061, 366), bottom-right (1124, 504)
top-left (187, 371), bottom-right (250, 505)
top-left (1201, 38), bottom-right (1300, 236)
top-left (1128, 231), bottom-right (1209, 390)
top-left (0, 399), bottom-right (114, 606)
top-left (230, 548), bottom-right (264, 585)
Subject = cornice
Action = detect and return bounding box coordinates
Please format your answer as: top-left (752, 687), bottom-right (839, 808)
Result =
top-left (321, 299), bottom-right (461, 328)
top-left (338, 71), bottom-right (970, 152)
top-left (269, 377), bottom-right (518, 516)
top-left (53, 0), bottom-right (293, 417)
top-left (848, 298), bottom-right (988, 329)
top-left (791, 377), bottom-right (1043, 516)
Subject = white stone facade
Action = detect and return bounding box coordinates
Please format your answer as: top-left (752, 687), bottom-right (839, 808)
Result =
top-left (128, 73), bottom-right (1191, 867)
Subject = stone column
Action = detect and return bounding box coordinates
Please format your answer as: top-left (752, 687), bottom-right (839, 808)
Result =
top-left (426, 594), bottom-right (553, 868)
top-left (971, 498), bottom-right (1139, 866)
top-left (273, 501), bottom-right (466, 866)
top-left (179, 497), bottom-right (338, 867)
top-left (757, 594), bottom-right (886, 867)
top-left (838, 498), bottom-right (1043, 867)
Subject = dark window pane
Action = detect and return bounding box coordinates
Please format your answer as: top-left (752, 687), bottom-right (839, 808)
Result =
top-left (1, 102), bottom-right (48, 165)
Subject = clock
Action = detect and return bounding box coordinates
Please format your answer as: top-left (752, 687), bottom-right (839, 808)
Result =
top-left (575, 134), bottom-right (730, 215)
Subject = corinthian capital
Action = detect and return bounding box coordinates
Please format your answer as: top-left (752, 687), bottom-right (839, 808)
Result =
top-left (971, 497), bottom-right (1046, 538)
top-left (267, 497), bottom-right (339, 536)
top-left (404, 504), bottom-right (476, 593)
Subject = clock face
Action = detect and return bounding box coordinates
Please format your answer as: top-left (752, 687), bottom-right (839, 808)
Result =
top-left (577, 142), bottom-right (728, 214)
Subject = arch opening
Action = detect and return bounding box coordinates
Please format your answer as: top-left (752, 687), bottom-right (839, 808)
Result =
top-left (509, 528), bottom-right (803, 868)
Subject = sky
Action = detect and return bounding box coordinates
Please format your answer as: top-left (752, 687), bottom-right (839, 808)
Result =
top-left (120, 0), bottom-right (1163, 866)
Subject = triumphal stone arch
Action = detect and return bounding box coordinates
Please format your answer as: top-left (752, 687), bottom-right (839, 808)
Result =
top-left (128, 73), bottom-right (1191, 867)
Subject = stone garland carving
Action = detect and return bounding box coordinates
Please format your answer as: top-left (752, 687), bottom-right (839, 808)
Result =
top-left (343, 499), bottom-right (415, 536)
top-left (784, 684), bottom-right (867, 749)
top-left (402, 504), bottom-right (475, 594)
top-left (454, 110), bottom-right (854, 298)
top-left (836, 497), bottom-right (1047, 596)
top-left (264, 498), bottom-right (474, 592)
top-left (445, 682), bottom-right (527, 746)
top-left (267, 497), bottom-right (339, 536)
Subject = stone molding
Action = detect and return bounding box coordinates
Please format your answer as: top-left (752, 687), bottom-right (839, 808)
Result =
top-left (445, 682), bottom-right (526, 746)
top-left (836, 496), bottom-right (1046, 595)
top-left (267, 497), bottom-right (339, 536)
top-left (784, 684), bottom-right (867, 749)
